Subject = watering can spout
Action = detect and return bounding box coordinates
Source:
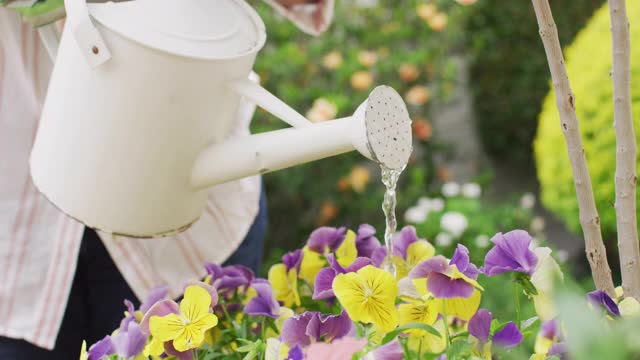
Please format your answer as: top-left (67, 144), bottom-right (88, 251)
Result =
top-left (191, 85), bottom-right (413, 190)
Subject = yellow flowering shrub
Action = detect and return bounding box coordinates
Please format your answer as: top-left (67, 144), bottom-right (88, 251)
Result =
top-left (534, 0), bottom-right (640, 237)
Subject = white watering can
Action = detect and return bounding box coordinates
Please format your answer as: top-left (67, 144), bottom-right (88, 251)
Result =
top-left (30, 0), bottom-right (413, 238)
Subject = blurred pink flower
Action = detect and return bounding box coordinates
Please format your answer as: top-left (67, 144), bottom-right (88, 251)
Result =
top-left (305, 337), bottom-right (367, 360)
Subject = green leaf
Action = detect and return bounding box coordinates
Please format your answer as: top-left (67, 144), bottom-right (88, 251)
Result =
top-left (381, 322), bottom-right (440, 345)
top-left (446, 338), bottom-right (472, 359)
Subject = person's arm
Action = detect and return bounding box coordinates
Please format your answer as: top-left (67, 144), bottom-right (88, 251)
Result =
top-left (263, 0), bottom-right (335, 36)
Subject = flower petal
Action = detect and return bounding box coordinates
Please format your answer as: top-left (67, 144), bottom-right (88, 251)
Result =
top-left (409, 256), bottom-right (449, 279)
top-left (367, 339), bottom-right (403, 360)
top-left (140, 286), bottom-right (170, 313)
top-left (149, 313), bottom-right (184, 342)
top-left (180, 285), bottom-right (213, 322)
top-left (88, 335), bottom-right (115, 360)
top-left (483, 230), bottom-right (537, 276)
top-left (468, 308), bottom-right (492, 344)
top-left (307, 227), bottom-right (347, 253)
top-left (281, 312), bottom-right (316, 347)
top-left (313, 267), bottom-right (338, 300)
top-left (587, 290), bottom-right (620, 317)
top-left (140, 299), bottom-right (180, 335)
top-left (393, 226), bottom-right (419, 258)
top-left (427, 272), bottom-right (474, 298)
top-left (356, 224), bottom-right (380, 258)
top-left (336, 230), bottom-right (358, 268)
top-left (492, 322), bottom-right (523, 348)
top-left (442, 290), bottom-right (481, 321)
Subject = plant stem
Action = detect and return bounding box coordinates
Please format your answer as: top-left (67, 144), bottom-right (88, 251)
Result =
top-left (417, 338), bottom-right (423, 360)
top-left (441, 299), bottom-right (451, 348)
top-left (191, 348), bottom-right (198, 360)
top-left (531, 0), bottom-right (616, 297)
top-left (608, 0), bottom-right (640, 301)
top-left (261, 317), bottom-right (267, 340)
top-left (513, 282), bottom-right (521, 327)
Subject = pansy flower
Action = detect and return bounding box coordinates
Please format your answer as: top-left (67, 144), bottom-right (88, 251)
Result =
top-left (364, 340), bottom-right (403, 360)
top-left (280, 311), bottom-right (354, 347)
top-left (305, 337), bottom-right (367, 360)
top-left (468, 308), bottom-right (523, 357)
top-left (269, 250), bottom-right (302, 307)
top-left (355, 224), bottom-right (381, 258)
top-left (307, 226), bottom-right (347, 254)
top-left (530, 247), bottom-right (563, 320)
top-left (313, 254), bottom-right (372, 300)
top-left (142, 285), bottom-right (219, 352)
top-left (299, 246), bottom-right (326, 285)
top-left (587, 290), bottom-right (620, 317)
top-left (371, 226), bottom-right (435, 279)
top-left (333, 265), bottom-right (399, 332)
top-left (406, 245), bottom-right (483, 321)
top-left (244, 279), bottom-right (281, 318)
top-left (483, 230), bottom-right (538, 276)
top-left (204, 263), bottom-right (254, 293)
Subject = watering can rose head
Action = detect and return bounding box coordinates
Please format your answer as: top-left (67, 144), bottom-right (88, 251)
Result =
top-left (29, 0), bottom-right (413, 238)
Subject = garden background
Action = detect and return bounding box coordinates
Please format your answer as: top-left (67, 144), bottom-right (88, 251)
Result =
top-left (251, 0), bottom-right (610, 277)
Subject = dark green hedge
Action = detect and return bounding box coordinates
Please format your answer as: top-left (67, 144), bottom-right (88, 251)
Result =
top-left (466, 0), bottom-right (604, 166)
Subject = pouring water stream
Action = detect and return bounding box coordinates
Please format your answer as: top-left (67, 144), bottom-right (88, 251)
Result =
top-left (381, 165), bottom-right (405, 276)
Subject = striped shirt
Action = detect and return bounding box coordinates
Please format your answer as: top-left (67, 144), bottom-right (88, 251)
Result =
top-left (0, 1), bottom-right (333, 350)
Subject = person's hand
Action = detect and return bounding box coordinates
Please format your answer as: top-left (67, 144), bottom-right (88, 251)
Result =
top-left (276, 0), bottom-right (321, 8)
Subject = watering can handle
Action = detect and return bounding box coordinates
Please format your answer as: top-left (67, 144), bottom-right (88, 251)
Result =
top-left (64, 0), bottom-right (111, 68)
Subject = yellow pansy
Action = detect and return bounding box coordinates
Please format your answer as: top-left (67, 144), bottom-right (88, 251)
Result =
top-left (407, 319), bottom-right (446, 354)
top-left (394, 241), bottom-right (435, 280)
top-left (335, 230), bottom-right (358, 268)
top-left (441, 289), bottom-right (482, 321)
top-left (143, 337), bottom-right (165, 357)
top-left (299, 246), bottom-right (326, 284)
top-left (398, 279), bottom-right (441, 329)
top-left (268, 263), bottom-right (301, 307)
top-left (333, 265), bottom-right (399, 332)
top-left (149, 286), bottom-right (219, 352)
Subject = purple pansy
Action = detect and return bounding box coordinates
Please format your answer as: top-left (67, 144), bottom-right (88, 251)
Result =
top-left (111, 321), bottom-right (146, 359)
top-left (366, 340), bottom-right (403, 360)
top-left (281, 311), bottom-right (354, 347)
top-left (393, 226), bottom-right (422, 259)
top-left (140, 286), bottom-right (170, 313)
top-left (287, 345), bottom-right (304, 360)
top-left (540, 320), bottom-right (560, 340)
top-left (283, 249), bottom-right (303, 273)
top-left (313, 254), bottom-right (372, 300)
top-left (483, 230), bottom-right (538, 276)
top-left (120, 285), bottom-right (170, 331)
top-left (548, 342), bottom-right (568, 359)
top-left (355, 224), bottom-right (381, 258)
top-left (468, 308), bottom-right (522, 349)
top-left (307, 226), bottom-right (347, 254)
top-left (409, 255), bottom-right (478, 298)
top-left (164, 341), bottom-right (194, 360)
top-left (205, 263), bottom-right (254, 291)
top-left (587, 290), bottom-right (620, 317)
top-left (244, 280), bottom-right (281, 318)
top-left (140, 299), bottom-right (180, 335)
top-left (468, 309), bottom-right (492, 344)
top-left (450, 244), bottom-right (480, 279)
top-left (88, 335), bottom-right (115, 360)
top-left (492, 322), bottom-right (523, 349)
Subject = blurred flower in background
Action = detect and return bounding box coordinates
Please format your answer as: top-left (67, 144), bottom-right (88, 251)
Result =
top-left (442, 181), bottom-right (461, 197)
top-left (350, 71), bottom-right (374, 91)
top-left (520, 192), bottom-right (536, 210)
top-left (440, 211), bottom-right (468, 238)
top-left (412, 117), bottom-right (432, 141)
top-left (358, 50), bottom-right (378, 68)
top-left (399, 64), bottom-right (421, 83)
top-left (462, 182), bottom-right (481, 199)
top-left (306, 98), bottom-right (338, 123)
top-left (322, 51), bottom-right (343, 70)
top-left (428, 13), bottom-right (448, 32)
top-left (405, 85), bottom-right (430, 106)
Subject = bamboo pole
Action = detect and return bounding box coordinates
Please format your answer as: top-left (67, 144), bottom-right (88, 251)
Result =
top-left (531, 0), bottom-right (616, 296)
top-left (609, 0), bottom-right (640, 301)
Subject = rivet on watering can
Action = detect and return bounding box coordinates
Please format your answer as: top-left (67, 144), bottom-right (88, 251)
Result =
top-left (92, 46), bottom-right (99, 55)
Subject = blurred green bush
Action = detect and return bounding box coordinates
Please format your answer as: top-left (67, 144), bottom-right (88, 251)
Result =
top-left (466, 0), bottom-right (604, 166)
top-left (249, 0), bottom-right (474, 252)
top-left (535, 0), bottom-right (640, 239)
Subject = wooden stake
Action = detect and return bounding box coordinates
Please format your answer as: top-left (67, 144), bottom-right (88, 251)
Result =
top-left (531, 0), bottom-right (616, 296)
top-left (609, 0), bottom-right (640, 300)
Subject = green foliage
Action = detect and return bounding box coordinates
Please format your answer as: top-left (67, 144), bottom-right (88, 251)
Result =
top-left (534, 0), bottom-right (640, 238)
top-left (250, 0), bottom-right (473, 252)
top-left (466, 0), bottom-right (604, 166)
